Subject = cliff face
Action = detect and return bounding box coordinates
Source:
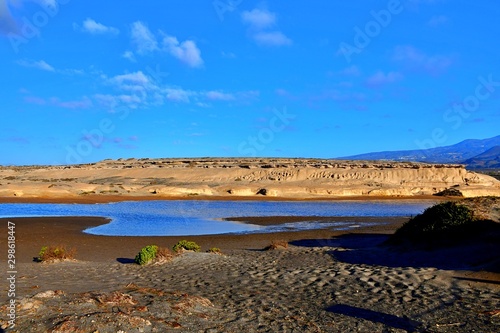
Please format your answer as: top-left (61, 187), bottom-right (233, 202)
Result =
top-left (0, 158), bottom-right (499, 199)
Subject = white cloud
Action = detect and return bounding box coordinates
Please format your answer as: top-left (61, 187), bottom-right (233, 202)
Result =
top-left (16, 59), bottom-right (55, 72)
top-left (241, 8), bottom-right (292, 47)
top-left (205, 91), bottom-right (235, 101)
top-left (122, 51), bottom-right (136, 62)
top-left (128, 22), bottom-right (204, 67)
top-left (241, 9), bottom-right (276, 30)
top-left (107, 71), bottom-right (157, 97)
top-left (110, 71), bottom-right (149, 86)
top-left (366, 71), bottom-right (403, 87)
top-left (131, 21), bottom-right (158, 54)
top-left (164, 88), bottom-right (194, 103)
top-left (78, 18), bottom-right (119, 35)
top-left (162, 36), bottom-right (204, 68)
top-left (253, 31), bottom-right (292, 46)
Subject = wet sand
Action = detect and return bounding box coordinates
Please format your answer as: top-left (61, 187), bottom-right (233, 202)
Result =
top-left (0, 216), bottom-right (407, 263)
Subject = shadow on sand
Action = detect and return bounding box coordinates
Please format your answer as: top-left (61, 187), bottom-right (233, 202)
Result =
top-left (116, 258), bottom-right (136, 264)
top-left (326, 304), bottom-right (421, 332)
top-left (289, 232), bottom-right (500, 273)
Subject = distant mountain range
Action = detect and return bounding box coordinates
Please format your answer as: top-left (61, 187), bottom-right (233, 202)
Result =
top-left (340, 135), bottom-right (500, 169)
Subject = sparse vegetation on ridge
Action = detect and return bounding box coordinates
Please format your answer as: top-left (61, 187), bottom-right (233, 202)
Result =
top-left (173, 240), bottom-right (201, 253)
top-left (388, 201), bottom-right (477, 245)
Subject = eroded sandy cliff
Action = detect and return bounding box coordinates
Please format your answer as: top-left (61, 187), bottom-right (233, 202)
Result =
top-left (0, 158), bottom-right (499, 200)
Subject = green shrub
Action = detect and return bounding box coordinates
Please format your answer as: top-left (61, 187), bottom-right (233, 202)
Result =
top-left (173, 240), bottom-right (201, 253)
top-left (388, 201), bottom-right (475, 245)
top-left (134, 245), bottom-right (158, 265)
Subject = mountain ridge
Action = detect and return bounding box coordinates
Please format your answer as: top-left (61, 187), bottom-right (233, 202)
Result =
top-left (340, 135), bottom-right (500, 168)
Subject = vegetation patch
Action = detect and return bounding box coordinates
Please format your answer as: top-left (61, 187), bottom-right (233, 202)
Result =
top-left (134, 245), bottom-right (175, 265)
top-left (134, 245), bottom-right (158, 265)
top-left (173, 240), bottom-right (201, 253)
top-left (207, 247), bottom-right (222, 254)
top-left (434, 188), bottom-right (463, 197)
top-left (387, 201), bottom-right (486, 246)
top-left (37, 245), bottom-right (76, 263)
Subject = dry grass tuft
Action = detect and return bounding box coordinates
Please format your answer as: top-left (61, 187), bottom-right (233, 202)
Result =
top-left (95, 291), bottom-right (137, 306)
top-left (37, 245), bottom-right (76, 263)
top-left (154, 247), bottom-right (176, 264)
top-left (265, 239), bottom-right (289, 250)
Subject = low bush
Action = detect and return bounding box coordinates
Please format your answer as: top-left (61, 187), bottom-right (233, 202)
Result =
top-left (134, 245), bottom-right (175, 265)
top-left (173, 240), bottom-right (201, 253)
top-left (37, 245), bottom-right (76, 262)
top-left (388, 201), bottom-right (476, 245)
top-left (134, 245), bottom-right (158, 265)
top-left (207, 247), bottom-right (222, 254)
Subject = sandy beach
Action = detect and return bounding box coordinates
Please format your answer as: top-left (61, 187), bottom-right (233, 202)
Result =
top-left (1, 211), bottom-right (499, 332)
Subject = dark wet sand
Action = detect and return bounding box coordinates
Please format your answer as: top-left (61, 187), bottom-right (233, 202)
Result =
top-left (0, 216), bottom-right (408, 263)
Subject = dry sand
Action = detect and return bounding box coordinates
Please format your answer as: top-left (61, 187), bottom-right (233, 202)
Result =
top-left (1, 215), bottom-right (499, 332)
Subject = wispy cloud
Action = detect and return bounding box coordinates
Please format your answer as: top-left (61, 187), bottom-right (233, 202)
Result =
top-left (50, 97), bottom-right (93, 109)
top-left (75, 18), bottom-right (119, 35)
top-left (162, 35), bottom-right (204, 68)
top-left (131, 21), bottom-right (159, 54)
top-left (427, 15), bottom-right (449, 27)
top-left (129, 21), bottom-right (204, 67)
top-left (338, 65), bottom-right (361, 77)
top-left (205, 91), bottom-right (235, 101)
top-left (366, 71), bottom-right (403, 87)
top-left (16, 59), bottom-right (85, 76)
top-left (107, 71), bottom-right (153, 94)
top-left (252, 31), bottom-right (292, 47)
top-left (24, 96), bottom-right (46, 105)
top-left (122, 51), bottom-right (136, 62)
top-left (241, 8), bottom-right (292, 47)
top-left (24, 95), bottom-right (93, 109)
top-left (164, 88), bottom-right (193, 103)
top-left (110, 71), bottom-right (149, 86)
top-left (241, 8), bottom-right (276, 29)
top-left (16, 59), bottom-right (55, 72)
top-left (94, 93), bottom-right (141, 110)
top-left (393, 45), bottom-right (453, 74)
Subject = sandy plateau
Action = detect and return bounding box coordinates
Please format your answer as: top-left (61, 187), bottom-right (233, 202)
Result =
top-left (1, 158), bottom-right (500, 201)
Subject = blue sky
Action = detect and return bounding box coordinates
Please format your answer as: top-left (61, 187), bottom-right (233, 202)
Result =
top-left (1, 0), bottom-right (499, 165)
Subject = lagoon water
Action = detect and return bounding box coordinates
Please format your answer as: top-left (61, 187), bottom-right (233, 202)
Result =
top-left (0, 200), bottom-right (436, 236)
